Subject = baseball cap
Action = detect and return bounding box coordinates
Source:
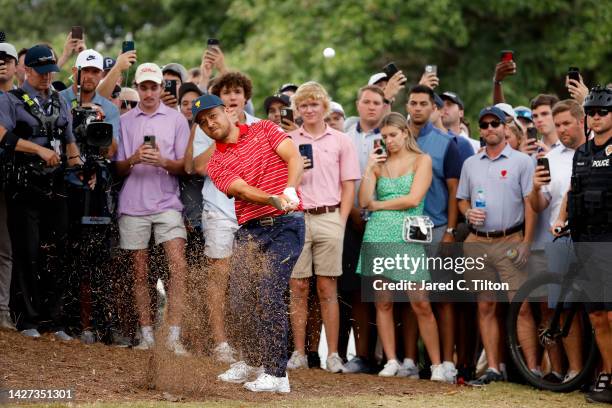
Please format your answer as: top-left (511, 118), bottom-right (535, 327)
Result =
top-left (279, 83), bottom-right (298, 94)
top-left (0, 42), bottom-right (18, 60)
top-left (25, 44), bottom-right (59, 74)
top-left (330, 101), bottom-right (345, 117)
top-left (119, 87), bottom-right (140, 102)
top-left (433, 93), bottom-right (444, 109)
top-left (135, 63), bottom-right (163, 84)
top-left (178, 82), bottom-right (203, 104)
top-left (440, 91), bottom-right (464, 109)
top-left (263, 93), bottom-right (290, 113)
top-left (495, 103), bottom-right (516, 119)
top-left (478, 106), bottom-right (507, 122)
top-left (368, 72), bottom-right (387, 86)
top-left (103, 57), bottom-right (116, 71)
top-left (514, 106), bottom-right (533, 122)
top-left (192, 94), bottom-right (225, 121)
top-left (75, 49), bottom-right (104, 70)
top-left (162, 62), bottom-right (188, 83)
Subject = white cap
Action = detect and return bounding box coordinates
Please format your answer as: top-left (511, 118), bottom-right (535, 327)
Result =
top-left (119, 87), bottom-right (140, 102)
top-left (75, 49), bottom-right (104, 70)
top-left (495, 103), bottom-right (516, 119)
top-left (135, 63), bottom-right (163, 84)
top-left (368, 72), bottom-right (387, 86)
top-left (330, 101), bottom-right (345, 117)
top-left (0, 42), bottom-right (18, 60)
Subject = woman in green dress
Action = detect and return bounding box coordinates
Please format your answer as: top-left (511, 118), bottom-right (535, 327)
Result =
top-left (357, 112), bottom-right (444, 380)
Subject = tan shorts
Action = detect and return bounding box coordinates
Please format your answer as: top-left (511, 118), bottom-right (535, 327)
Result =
top-left (291, 211), bottom-right (345, 279)
top-left (201, 209), bottom-right (239, 259)
top-left (463, 231), bottom-right (528, 293)
top-left (119, 210), bottom-right (187, 250)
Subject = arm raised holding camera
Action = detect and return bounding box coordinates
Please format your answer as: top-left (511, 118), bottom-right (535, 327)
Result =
top-left (97, 51), bottom-right (137, 99)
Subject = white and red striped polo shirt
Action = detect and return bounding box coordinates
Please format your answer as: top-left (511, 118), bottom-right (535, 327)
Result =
top-left (207, 120), bottom-right (302, 225)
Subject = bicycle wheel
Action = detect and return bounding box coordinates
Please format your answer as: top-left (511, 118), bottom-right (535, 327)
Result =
top-left (506, 272), bottom-right (598, 392)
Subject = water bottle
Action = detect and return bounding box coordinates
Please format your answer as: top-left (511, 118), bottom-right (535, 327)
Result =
top-left (473, 189), bottom-right (486, 227)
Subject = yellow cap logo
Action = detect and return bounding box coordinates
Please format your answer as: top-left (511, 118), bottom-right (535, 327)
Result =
top-left (195, 100), bottom-right (201, 108)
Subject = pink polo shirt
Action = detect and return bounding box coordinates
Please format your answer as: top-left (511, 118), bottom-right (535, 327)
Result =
top-left (289, 125), bottom-right (361, 209)
top-left (116, 103), bottom-right (190, 216)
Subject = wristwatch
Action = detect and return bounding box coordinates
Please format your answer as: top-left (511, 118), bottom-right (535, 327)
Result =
top-left (446, 227), bottom-right (456, 236)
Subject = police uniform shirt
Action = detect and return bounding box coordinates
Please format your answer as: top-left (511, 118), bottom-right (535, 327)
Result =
top-left (457, 143), bottom-right (534, 231)
top-left (0, 81), bottom-right (75, 147)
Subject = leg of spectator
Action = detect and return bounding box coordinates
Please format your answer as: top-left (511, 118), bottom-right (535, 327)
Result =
top-left (163, 237), bottom-right (187, 327)
top-left (375, 294), bottom-right (397, 361)
top-left (317, 276), bottom-right (340, 354)
top-left (410, 293), bottom-right (442, 365)
top-left (132, 249), bottom-right (152, 327)
top-left (400, 306), bottom-right (419, 361)
top-left (590, 310), bottom-right (612, 373)
top-left (205, 257), bottom-right (231, 344)
top-left (0, 192), bottom-right (13, 319)
top-left (436, 302), bottom-right (455, 363)
top-left (306, 293), bottom-right (322, 357)
top-left (351, 291), bottom-right (371, 358)
top-left (477, 299), bottom-right (500, 370)
top-left (560, 311), bottom-right (583, 374)
top-left (289, 277), bottom-right (310, 355)
top-left (513, 298), bottom-right (539, 371)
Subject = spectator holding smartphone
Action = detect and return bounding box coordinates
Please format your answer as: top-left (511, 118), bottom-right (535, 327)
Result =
top-left (286, 82), bottom-right (360, 373)
top-left (114, 63), bottom-right (190, 355)
top-left (97, 49), bottom-right (137, 100)
top-left (523, 94), bottom-right (560, 157)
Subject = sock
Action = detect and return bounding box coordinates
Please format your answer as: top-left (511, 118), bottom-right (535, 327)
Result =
top-left (141, 326), bottom-right (154, 343)
top-left (168, 326), bottom-right (181, 343)
top-left (488, 367), bottom-right (501, 374)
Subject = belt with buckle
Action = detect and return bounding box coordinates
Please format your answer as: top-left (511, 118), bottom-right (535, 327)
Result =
top-left (244, 212), bottom-right (301, 228)
top-left (305, 204), bottom-right (340, 215)
top-left (469, 223), bottom-right (524, 238)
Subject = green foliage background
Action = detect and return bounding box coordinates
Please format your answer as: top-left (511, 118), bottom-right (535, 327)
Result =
top-left (1, 0), bottom-right (610, 125)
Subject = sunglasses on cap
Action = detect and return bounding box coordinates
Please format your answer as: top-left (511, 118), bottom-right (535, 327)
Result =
top-left (586, 108), bottom-right (610, 117)
top-left (479, 120), bottom-right (502, 129)
top-left (121, 100), bottom-right (138, 109)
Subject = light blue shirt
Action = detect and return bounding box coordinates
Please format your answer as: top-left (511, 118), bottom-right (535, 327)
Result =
top-left (59, 87), bottom-right (120, 140)
top-left (457, 143), bottom-right (534, 231)
top-left (345, 121), bottom-right (381, 206)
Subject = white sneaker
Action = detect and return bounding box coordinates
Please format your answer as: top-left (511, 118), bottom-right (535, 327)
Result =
top-left (80, 330), bottom-right (96, 345)
top-left (167, 340), bottom-right (189, 356)
top-left (286, 351), bottom-right (308, 370)
top-left (378, 359), bottom-right (401, 377)
top-left (326, 353), bottom-right (345, 373)
top-left (563, 370), bottom-right (580, 383)
top-left (398, 358), bottom-right (420, 379)
top-left (21, 328), bottom-right (41, 338)
top-left (430, 364), bottom-right (446, 381)
top-left (442, 361), bottom-right (458, 384)
top-left (134, 338), bottom-right (154, 350)
top-left (213, 342), bottom-right (236, 363)
top-left (54, 330), bottom-right (73, 341)
top-left (218, 361), bottom-right (263, 383)
top-left (244, 372), bottom-right (290, 393)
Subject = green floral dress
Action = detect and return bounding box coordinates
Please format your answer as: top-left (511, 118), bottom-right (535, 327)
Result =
top-left (356, 173), bottom-right (430, 282)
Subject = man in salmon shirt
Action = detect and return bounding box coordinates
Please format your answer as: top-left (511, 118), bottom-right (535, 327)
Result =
top-left (193, 94), bottom-right (305, 393)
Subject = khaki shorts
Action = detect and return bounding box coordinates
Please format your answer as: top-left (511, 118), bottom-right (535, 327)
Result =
top-left (201, 209), bottom-right (239, 259)
top-left (119, 210), bottom-right (187, 250)
top-left (463, 231), bottom-right (528, 294)
top-left (291, 211), bottom-right (345, 279)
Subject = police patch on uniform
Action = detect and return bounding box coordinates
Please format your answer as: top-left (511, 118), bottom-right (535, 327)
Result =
top-left (606, 145), bottom-right (612, 156)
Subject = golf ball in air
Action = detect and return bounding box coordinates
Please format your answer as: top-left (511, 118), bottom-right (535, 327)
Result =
top-left (323, 47), bottom-right (335, 58)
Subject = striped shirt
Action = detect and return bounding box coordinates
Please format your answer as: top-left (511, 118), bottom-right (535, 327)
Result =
top-left (208, 120), bottom-right (301, 224)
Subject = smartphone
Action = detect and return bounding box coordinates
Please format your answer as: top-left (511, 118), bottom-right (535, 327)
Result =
top-left (122, 40), bottom-right (135, 53)
top-left (382, 62), bottom-right (399, 78)
top-left (567, 66), bottom-right (580, 82)
top-left (479, 137), bottom-right (486, 148)
top-left (71, 26), bottom-right (83, 40)
top-left (373, 139), bottom-right (387, 156)
top-left (500, 50), bottom-right (514, 62)
top-left (298, 144), bottom-right (314, 169)
top-left (424, 64), bottom-right (437, 75)
top-left (144, 135), bottom-right (156, 147)
top-left (164, 79), bottom-right (177, 98)
top-left (0, 51), bottom-right (6, 63)
top-left (537, 157), bottom-right (551, 180)
top-left (527, 127), bottom-right (538, 143)
top-left (280, 107), bottom-right (294, 123)
top-left (207, 38), bottom-right (220, 50)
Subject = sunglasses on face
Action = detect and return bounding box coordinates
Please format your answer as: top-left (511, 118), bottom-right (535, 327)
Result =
top-left (121, 100), bottom-right (138, 109)
top-left (586, 108), bottom-right (610, 117)
top-left (479, 120), bottom-right (502, 129)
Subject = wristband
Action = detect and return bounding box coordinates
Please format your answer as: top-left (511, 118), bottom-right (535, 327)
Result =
top-left (283, 187), bottom-right (299, 204)
top-left (0, 131), bottom-right (20, 154)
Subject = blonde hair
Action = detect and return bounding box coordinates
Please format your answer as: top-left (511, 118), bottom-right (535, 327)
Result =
top-left (292, 81), bottom-right (330, 115)
top-left (508, 120), bottom-right (525, 147)
top-left (380, 112), bottom-right (423, 154)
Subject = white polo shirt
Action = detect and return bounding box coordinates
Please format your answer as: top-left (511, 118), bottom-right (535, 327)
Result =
top-left (540, 144), bottom-right (575, 227)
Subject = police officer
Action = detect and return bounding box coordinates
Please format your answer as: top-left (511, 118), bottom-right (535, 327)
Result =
top-left (0, 44), bottom-right (82, 339)
top-left (553, 86), bottom-right (612, 404)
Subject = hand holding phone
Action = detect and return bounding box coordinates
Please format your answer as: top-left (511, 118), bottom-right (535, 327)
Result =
top-left (373, 139), bottom-right (387, 157)
top-left (280, 107), bottom-right (294, 123)
top-left (207, 38), bottom-right (220, 50)
top-left (536, 157), bottom-right (551, 186)
top-left (71, 26), bottom-right (83, 40)
top-left (122, 41), bottom-right (135, 54)
top-left (567, 66), bottom-right (580, 82)
top-left (424, 64), bottom-right (437, 76)
top-left (144, 135), bottom-right (156, 148)
top-left (299, 144), bottom-right (314, 169)
top-left (164, 79), bottom-right (178, 98)
top-left (500, 50), bottom-right (514, 62)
